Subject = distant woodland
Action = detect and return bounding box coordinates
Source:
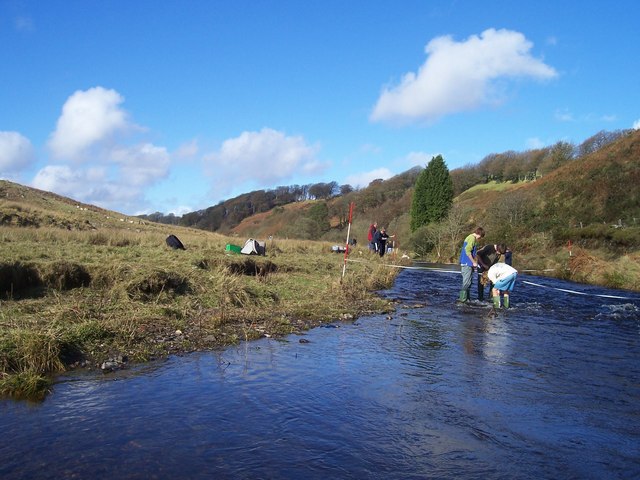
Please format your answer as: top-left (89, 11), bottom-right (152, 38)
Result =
top-left (139, 129), bottom-right (637, 248)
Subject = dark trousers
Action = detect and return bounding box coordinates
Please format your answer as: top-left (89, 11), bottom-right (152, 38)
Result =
top-left (477, 268), bottom-right (493, 301)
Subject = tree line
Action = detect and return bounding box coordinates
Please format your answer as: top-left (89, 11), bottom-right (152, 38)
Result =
top-left (450, 129), bottom-right (630, 195)
top-left (140, 181), bottom-right (353, 232)
top-left (140, 129), bottom-right (632, 241)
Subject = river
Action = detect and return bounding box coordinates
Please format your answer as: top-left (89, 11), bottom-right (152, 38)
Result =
top-left (2, 265), bottom-right (639, 479)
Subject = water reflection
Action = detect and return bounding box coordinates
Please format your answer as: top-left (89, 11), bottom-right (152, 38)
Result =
top-left (2, 267), bottom-right (640, 479)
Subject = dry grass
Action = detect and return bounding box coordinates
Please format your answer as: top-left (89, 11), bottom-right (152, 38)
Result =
top-left (0, 226), bottom-right (398, 400)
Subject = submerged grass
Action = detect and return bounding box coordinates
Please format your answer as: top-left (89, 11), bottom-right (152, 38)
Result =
top-left (0, 226), bottom-right (404, 400)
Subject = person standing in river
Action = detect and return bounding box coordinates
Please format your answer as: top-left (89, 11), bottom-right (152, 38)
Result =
top-left (488, 262), bottom-right (518, 309)
top-left (476, 243), bottom-right (506, 302)
top-left (457, 227), bottom-right (485, 303)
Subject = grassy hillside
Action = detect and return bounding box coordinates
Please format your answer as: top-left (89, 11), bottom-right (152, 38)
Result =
top-left (1, 183), bottom-right (405, 400)
top-left (0, 180), bottom-right (167, 234)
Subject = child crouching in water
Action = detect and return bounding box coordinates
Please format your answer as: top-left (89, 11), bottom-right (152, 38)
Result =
top-left (487, 262), bottom-right (518, 309)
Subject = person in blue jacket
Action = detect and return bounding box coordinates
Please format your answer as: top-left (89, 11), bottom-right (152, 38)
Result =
top-left (457, 227), bottom-right (485, 303)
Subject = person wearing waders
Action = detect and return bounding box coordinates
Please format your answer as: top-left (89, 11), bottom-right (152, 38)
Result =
top-left (457, 227), bottom-right (485, 303)
top-left (476, 243), bottom-right (506, 301)
top-left (487, 262), bottom-right (518, 309)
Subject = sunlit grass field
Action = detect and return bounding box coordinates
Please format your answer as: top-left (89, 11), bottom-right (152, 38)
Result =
top-left (1, 226), bottom-right (404, 400)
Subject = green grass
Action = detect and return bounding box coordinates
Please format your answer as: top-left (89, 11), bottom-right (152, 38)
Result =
top-left (0, 226), bottom-right (402, 400)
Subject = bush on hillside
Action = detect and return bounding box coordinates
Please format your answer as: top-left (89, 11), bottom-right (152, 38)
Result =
top-left (555, 225), bottom-right (640, 249)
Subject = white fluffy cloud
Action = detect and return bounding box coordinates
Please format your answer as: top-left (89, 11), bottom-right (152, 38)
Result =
top-left (32, 143), bottom-right (170, 212)
top-left (203, 127), bottom-right (325, 193)
top-left (344, 168), bottom-right (393, 189)
top-left (32, 165), bottom-right (103, 201)
top-left (371, 28), bottom-right (557, 124)
top-left (633, 119), bottom-right (640, 130)
top-left (32, 163), bottom-right (158, 213)
top-left (33, 87), bottom-right (171, 213)
top-left (48, 87), bottom-right (129, 160)
top-left (0, 131), bottom-right (35, 175)
top-left (111, 143), bottom-right (171, 187)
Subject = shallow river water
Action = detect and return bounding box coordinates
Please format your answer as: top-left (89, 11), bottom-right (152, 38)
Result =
top-left (2, 265), bottom-right (640, 479)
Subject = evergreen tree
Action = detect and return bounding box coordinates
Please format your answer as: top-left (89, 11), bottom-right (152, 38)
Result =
top-left (410, 155), bottom-right (454, 231)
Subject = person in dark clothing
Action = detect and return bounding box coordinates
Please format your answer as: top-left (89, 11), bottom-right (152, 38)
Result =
top-left (477, 243), bottom-right (506, 301)
top-left (504, 247), bottom-right (513, 266)
top-left (374, 227), bottom-right (394, 257)
top-left (367, 222), bottom-right (378, 252)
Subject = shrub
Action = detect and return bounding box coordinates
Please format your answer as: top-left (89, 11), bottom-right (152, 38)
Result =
top-left (0, 262), bottom-right (42, 299)
top-left (41, 261), bottom-right (91, 290)
top-left (126, 270), bottom-right (191, 301)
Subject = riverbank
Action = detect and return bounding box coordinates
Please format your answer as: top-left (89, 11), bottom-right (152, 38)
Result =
top-left (1, 226), bottom-right (404, 400)
top-left (506, 245), bottom-right (640, 293)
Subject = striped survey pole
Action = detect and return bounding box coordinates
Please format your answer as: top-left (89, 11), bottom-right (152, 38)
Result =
top-left (342, 202), bottom-right (355, 280)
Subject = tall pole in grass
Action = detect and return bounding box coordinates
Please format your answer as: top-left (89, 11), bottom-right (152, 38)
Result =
top-left (342, 202), bottom-right (355, 280)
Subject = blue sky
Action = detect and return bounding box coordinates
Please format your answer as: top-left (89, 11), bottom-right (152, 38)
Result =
top-left (1, 0), bottom-right (639, 216)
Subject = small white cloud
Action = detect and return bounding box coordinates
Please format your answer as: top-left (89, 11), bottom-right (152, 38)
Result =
top-left (344, 168), bottom-right (394, 189)
top-left (526, 137), bottom-right (545, 149)
top-left (203, 127), bottom-right (326, 194)
top-left (359, 143), bottom-right (382, 155)
top-left (175, 139), bottom-right (199, 158)
top-left (167, 205), bottom-right (193, 216)
top-left (634, 119), bottom-right (640, 130)
top-left (0, 131), bottom-right (36, 175)
top-left (371, 28), bottom-right (557, 125)
top-left (405, 151), bottom-right (437, 167)
top-left (48, 87), bottom-right (130, 160)
top-left (555, 109), bottom-right (574, 122)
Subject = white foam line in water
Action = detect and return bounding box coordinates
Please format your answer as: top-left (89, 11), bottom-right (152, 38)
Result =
top-left (347, 258), bottom-right (459, 274)
top-left (521, 280), bottom-right (633, 300)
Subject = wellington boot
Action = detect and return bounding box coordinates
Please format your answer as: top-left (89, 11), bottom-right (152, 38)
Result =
top-left (503, 295), bottom-right (510, 309)
top-left (492, 295), bottom-right (501, 309)
top-left (457, 290), bottom-right (468, 303)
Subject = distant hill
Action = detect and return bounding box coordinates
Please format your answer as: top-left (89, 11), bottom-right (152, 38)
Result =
top-left (225, 129), bottom-right (640, 249)
top-left (0, 180), bottom-right (168, 235)
top-left (3, 128), bottom-right (638, 254)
